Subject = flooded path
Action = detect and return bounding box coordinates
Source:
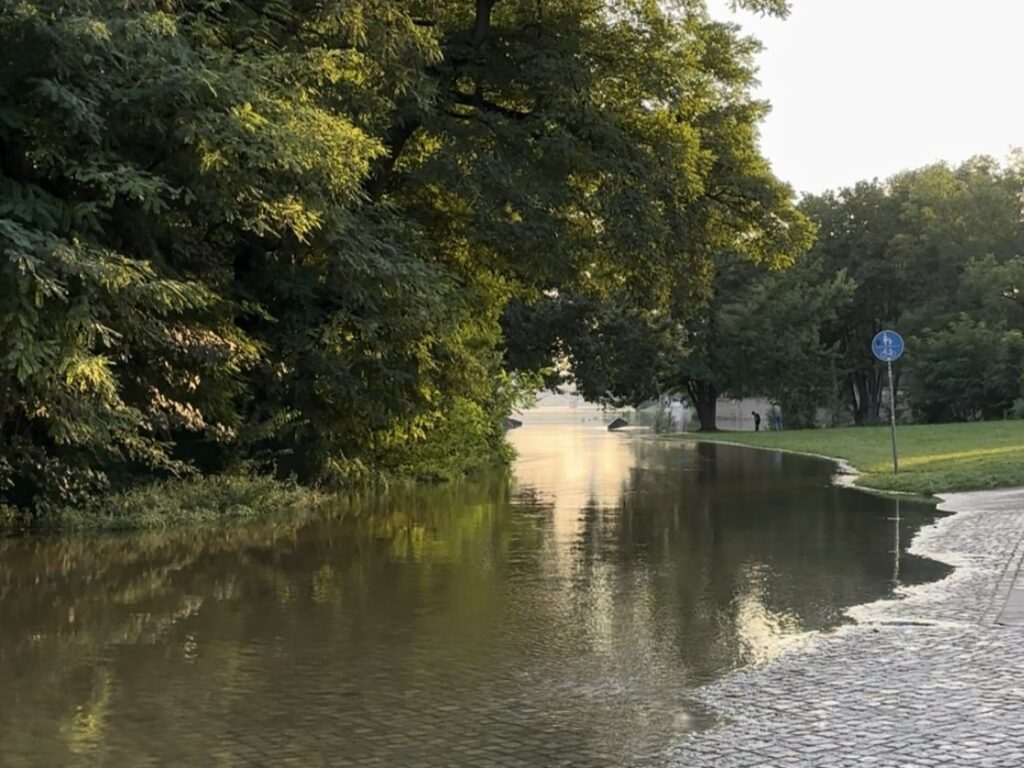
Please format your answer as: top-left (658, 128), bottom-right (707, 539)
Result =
top-left (0, 409), bottom-right (949, 766)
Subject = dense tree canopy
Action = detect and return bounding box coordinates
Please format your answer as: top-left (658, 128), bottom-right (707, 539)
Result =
top-left (802, 156), bottom-right (1024, 424)
top-left (0, 0), bottom-right (807, 512)
top-left (546, 154), bottom-right (1024, 431)
top-left (525, 249), bottom-right (845, 431)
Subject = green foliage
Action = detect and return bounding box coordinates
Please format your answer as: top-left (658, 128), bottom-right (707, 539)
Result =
top-left (1, 0), bottom-right (808, 520)
top-left (724, 257), bottom-right (855, 427)
top-left (381, 370), bottom-right (540, 481)
top-left (906, 316), bottom-right (1024, 422)
top-left (558, 296), bottom-right (687, 408)
top-left (559, 154), bottom-right (1024, 433)
top-left (37, 475), bottom-right (319, 532)
top-left (386, 397), bottom-right (506, 482)
top-left (801, 156), bottom-right (1024, 425)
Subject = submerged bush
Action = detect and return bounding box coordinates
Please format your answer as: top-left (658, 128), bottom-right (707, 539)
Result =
top-left (35, 476), bottom-right (320, 532)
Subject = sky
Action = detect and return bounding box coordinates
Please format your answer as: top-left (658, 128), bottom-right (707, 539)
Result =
top-left (707, 0), bottom-right (1024, 195)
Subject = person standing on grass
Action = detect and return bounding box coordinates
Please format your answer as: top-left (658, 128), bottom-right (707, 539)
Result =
top-left (752, 411), bottom-right (761, 432)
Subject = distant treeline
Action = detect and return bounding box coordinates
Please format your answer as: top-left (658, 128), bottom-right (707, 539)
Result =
top-left (803, 157), bottom-right (1024, 425)
top-left (511, 155), bottom-right (1024, 430)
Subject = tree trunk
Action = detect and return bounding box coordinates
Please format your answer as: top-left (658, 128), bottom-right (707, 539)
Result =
top-left (688, 382), bottom-right (718, 432)
top-left (851, 369), bottom-right (884, 426)
top-left (470, 0), bottom-right (496, 45)
top-left (868, 368), bottom-right (883, 424)
top-left (851, 377), bottom-right (868, 426)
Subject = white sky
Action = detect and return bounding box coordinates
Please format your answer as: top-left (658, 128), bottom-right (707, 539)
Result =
top-left (707, 0), bottom-right (1024, 195)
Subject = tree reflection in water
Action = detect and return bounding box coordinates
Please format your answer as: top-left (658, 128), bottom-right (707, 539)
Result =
top-left (0, 413), bottom-right (949, 767)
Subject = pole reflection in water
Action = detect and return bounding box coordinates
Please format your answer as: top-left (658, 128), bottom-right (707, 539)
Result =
top-left (0, 407), bottom-right (950, 768)
top-left (894, 498), bottom-right (901, 586)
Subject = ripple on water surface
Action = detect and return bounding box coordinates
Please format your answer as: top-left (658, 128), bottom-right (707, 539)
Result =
top-left (0, 407), bottom-right (950, 767)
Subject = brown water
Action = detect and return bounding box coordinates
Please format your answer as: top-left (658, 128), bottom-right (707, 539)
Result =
top-left (0, 410), bottom-right (948, 767)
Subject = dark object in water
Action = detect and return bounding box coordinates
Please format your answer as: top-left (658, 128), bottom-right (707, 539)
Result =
top-left (607, 417), bottom-right (628, 431)
top-left (503, 417), bottom-right (523, 430)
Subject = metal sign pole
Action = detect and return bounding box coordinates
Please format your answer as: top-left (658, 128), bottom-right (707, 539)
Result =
top-left (887, 359), bottom-right (898, 474)
top-left (873, 329), bottom-right (904, 476)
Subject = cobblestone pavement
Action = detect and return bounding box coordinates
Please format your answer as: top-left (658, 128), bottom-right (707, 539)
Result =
top-left (667, 488), bottom-right (1024, 767)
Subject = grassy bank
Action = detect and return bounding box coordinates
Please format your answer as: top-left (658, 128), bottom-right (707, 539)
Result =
top-left (675, 421), bottom-right (1024, 496)
top-left (18, 476), bottom-right (323, 533)
top-left (7, 464), bottom-right (509, 534)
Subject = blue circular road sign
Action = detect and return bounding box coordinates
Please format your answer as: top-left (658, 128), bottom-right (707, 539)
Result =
top-left (872, 330), bottom-right (904, 362)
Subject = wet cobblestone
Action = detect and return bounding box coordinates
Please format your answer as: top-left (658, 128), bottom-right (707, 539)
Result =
top-left (668, 489), bottom-right (1024, 767)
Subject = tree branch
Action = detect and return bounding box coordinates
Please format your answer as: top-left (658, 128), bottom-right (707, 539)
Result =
top-left (364, 111), bottom-right (421, 200)
top-left (448, 89), bottom-right (532, 121)
top-left (363, 0), bottom-right (502, 199)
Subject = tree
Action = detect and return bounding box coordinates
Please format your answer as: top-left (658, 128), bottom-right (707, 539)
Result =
top-left (958, 255), bottom-right (1024, 331)
top-left (799, 182), bottom-right (904, 425)
top-left (800, 156), bottom-right (1024, 425)
top-left (0, 0), bottom-right (477, 506)
top-left (724, 257), bottom-right (854, 427)
top-left (519, 248), bottom-right (847, 432)
top-left (490, 0), bottom-right (815, 427)
top-left (906, 317), bottom-right (1024, 422)
top-left (1, 0), bottom-right (808, 512)
top-left (562, 296), bottom-right (687, 408)
top-left (662, 250), bottom-right (848, 431)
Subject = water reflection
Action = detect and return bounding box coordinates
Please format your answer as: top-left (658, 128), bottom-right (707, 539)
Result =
top-left (0, 409), bottom-right (949, 767)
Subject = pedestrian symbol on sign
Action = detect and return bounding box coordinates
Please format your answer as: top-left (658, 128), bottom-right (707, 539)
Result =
top-left (872, 330), bottom-right (904, 362)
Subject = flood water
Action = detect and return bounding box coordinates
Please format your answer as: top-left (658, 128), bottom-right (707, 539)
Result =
top-left (0, 409), bottom-right (949, 767)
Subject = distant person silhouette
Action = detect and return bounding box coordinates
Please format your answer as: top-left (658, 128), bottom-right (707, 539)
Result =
top-left (752, 411), bottom-right (761, 432)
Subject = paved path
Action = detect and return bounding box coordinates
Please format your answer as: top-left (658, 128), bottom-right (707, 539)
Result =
top-left (667, 488), bottom-right (1024, 767)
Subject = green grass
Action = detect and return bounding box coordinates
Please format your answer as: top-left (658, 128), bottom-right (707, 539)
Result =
top-left (675, 421), bottom-right (1024, 496)
top-left (34, 475), bottom-right (322, 532)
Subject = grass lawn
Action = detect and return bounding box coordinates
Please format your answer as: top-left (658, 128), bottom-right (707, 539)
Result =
top-left (674, 421), bottom-right (1024, 496)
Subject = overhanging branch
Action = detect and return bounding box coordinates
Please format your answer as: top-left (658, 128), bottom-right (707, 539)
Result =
top-left (448, 89), bottom-right (532, 121)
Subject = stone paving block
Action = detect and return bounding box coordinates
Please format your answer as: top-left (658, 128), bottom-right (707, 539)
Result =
top-left (666, 489), bottom-right (1024, 768)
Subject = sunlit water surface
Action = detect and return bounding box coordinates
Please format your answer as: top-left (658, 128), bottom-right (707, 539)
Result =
top-left (0, 408), bottom-right (949, 766)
